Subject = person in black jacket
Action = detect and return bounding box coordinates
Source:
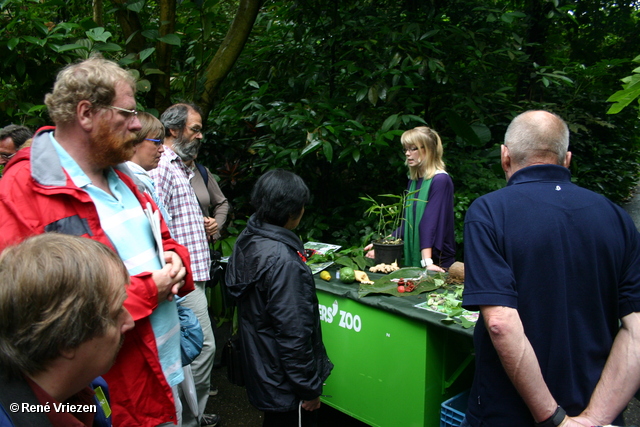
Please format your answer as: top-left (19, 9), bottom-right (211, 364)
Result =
top-left (225, 169), bottom-right (333, 427)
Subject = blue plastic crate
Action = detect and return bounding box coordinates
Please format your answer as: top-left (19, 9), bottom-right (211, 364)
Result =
top-left (440, 390), bottom-right (469, 427)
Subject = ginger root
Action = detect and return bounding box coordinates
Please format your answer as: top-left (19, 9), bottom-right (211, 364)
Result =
top-left (369, 262), bottom-right (400, 274)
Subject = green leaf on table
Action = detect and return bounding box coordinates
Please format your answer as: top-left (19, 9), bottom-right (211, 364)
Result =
top-left (358, 267), bottom-right (444, 298)
top-left (353, 254), bottom-right (374, 270)
top-left (457, 317), bottom-right (476, 329)
top-left (334, 256), bottom-right (356, 270)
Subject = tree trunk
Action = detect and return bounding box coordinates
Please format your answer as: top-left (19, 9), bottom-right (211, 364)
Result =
top-left (199, 0), bottom-right (262, 120)
top-left (112, 0), bottom-right (146, 54)
top-left (514, 0), bottom-right (552, 102)
top-left (154, 0), bottom-right (177, 113)
top-left (93, 0), bottom-right (103, 26)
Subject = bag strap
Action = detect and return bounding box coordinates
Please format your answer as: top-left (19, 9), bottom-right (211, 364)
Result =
top-left (195, 163), bottom-right (209, 187)
top-left (195, 163), bottom-right (210, 218)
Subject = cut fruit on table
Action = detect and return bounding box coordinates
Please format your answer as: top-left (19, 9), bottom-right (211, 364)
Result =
top-left (358, 267), bottom-right (446, 298)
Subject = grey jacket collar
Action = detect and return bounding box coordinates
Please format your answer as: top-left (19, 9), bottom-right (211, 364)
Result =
top-left (30, 129), bottom-right (145, 193)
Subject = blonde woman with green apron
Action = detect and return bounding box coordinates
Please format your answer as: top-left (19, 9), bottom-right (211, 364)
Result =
top-left (366, 126), bottom-right (456, 271)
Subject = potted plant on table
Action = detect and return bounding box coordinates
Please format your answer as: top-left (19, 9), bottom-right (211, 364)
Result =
top-left (361, 192), bottom-right (410, 266)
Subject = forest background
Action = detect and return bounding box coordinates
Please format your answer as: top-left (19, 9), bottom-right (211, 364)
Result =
top-left (2, 0), bottom-right (640, 259)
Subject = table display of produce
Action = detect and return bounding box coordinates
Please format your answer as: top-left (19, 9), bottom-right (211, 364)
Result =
top-left (310, 256), bottom-right (476, 427)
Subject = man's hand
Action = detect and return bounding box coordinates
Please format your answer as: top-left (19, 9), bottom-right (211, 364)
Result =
top-left (152, 251), bottom-right (187, 302)
top-left (301, 397), bottom-right (321, 411)
top-left (576, 312), bottom-right (640, 424)
top-left (203, 217), bottom-right (218, 237)
top-left (562, 416), bottom-right (596, 426)
top-left (163, 251), bottom-right (185, 277)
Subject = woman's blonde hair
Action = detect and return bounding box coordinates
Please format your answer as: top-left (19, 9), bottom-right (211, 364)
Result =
top-left (134, 111), bottom-right (165, 145)
top-left (401, 126), bottom-right (445, 180)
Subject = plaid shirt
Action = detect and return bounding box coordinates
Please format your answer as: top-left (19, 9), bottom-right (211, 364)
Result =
top-left (150, 147), bottom-right (210, 281)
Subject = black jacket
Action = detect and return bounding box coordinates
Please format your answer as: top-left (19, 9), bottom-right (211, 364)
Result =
top-left (225, 214), bottom-right (333, 412)
top-left (0, 369), bottom-right (51, 427)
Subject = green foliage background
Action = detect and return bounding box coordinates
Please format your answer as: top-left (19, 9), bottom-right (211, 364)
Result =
top-left (1, 0), bottom-right (639, 259)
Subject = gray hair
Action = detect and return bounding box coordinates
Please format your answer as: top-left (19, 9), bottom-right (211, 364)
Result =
top-left (504, 110), bottom-right (569, 166)
top-left (160, 103), bottom-right (203, 134)
top-left (0, 125), bottom-right (32, 149)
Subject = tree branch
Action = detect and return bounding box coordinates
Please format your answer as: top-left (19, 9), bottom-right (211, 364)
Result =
top-left (200, 0), bottom-right (262, 119)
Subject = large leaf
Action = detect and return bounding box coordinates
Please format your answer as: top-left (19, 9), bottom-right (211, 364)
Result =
top-left (51, 43), bottom-right (88, 53)
top-left (358, 267), bottom-right (445, 298)
top-left (127, 0), bottom-right (145, 12)
top-left (607, 75), bottom-right (640, 114)
top-left (7, 38), bottom-right (19, 50)
top-left (322, 140), bottom-right (333, 162)
top-left (381, 114), bottom-right (399, 133)
top-left (136, 79), bottom-right (151, 92)
top-left (86, 28), bottom-right (112, 43)
top-left (444, 111), bottom-right (483, 147)
top-left (158, 34), bottom-right (181, 47)
top-left (301, 134), bottom-right (322, 157)
top-left (94, 43), bottom-right (122, 52)
top-left (23, 36), bottom-right (45, 46)
top-left (471, 123), bottom-right (491, 144)
top-left (139, 47), bottom-right (156, 63)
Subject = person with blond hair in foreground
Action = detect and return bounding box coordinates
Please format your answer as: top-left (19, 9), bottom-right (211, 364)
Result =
top-left (0, 234), bottom-right (134, 427)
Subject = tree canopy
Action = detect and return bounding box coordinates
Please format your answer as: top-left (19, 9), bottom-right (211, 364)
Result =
top-left (1, 0), bottom-right (639, 257)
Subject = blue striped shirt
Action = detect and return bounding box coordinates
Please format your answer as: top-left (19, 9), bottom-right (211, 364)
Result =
top-left (50, 134), bottom-right (183, 387)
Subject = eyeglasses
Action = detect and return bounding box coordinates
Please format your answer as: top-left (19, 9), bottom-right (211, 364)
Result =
top-left (145, 138), bottom-right (164, 146)
top-left (403, 146), bottom-right (420, 154)
top-left (0, 152), bottom-right (16, 161)
top-left (108, 105), bottom-right (138, 119)
top-left (188, 125), bottom-right (203, 135)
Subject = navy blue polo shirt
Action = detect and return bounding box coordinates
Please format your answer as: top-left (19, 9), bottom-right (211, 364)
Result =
top-left (462, 164), bottom-right (640, 426)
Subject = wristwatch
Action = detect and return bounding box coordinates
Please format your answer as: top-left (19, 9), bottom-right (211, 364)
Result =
top-left (420, 258), bottom-right (433, 268)
top-left (535, 406), bottom-right (566, 427)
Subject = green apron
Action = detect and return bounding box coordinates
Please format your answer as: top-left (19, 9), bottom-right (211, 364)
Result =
top-left (404, 177), bottom-right (432, 267)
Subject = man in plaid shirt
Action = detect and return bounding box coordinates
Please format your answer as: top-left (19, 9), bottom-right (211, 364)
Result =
top-left (150, 103), bottom-right (219, 427)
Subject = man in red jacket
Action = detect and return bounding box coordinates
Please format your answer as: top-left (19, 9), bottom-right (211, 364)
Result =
top-left (0, 56), bottom-right (194, 427)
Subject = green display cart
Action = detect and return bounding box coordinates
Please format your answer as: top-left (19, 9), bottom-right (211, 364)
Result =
top-left (315, 271), bottom-right (474, 427)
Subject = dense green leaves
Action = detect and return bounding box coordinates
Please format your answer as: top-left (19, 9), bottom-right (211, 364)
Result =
top-left (0, 0), bottom-right (638, 259)
top-left (607, 55), bottom-right (640, 115)
top-left (206, 0), bottom-right (640, 255)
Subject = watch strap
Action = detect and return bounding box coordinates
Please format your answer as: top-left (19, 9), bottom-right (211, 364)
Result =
top-left (420, 258), bottom-right (433, 268)
top-left (535, 406), bottom-right (566, 427)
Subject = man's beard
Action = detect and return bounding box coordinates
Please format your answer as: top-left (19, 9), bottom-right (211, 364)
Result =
top-left (90, 119), bottom-right (136, 168)
top-left (172, 132), bottom-right (201, 162)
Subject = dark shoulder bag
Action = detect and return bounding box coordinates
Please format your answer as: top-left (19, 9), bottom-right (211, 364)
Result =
top-left (221, 308), bottom-right (245, 386)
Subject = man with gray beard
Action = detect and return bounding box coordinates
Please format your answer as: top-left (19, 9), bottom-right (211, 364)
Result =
top-left (150, 103), bottom-right (219, 427)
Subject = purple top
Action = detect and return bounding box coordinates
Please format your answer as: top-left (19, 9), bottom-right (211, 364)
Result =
top-left (397, 172), bottom-right (456, 268)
